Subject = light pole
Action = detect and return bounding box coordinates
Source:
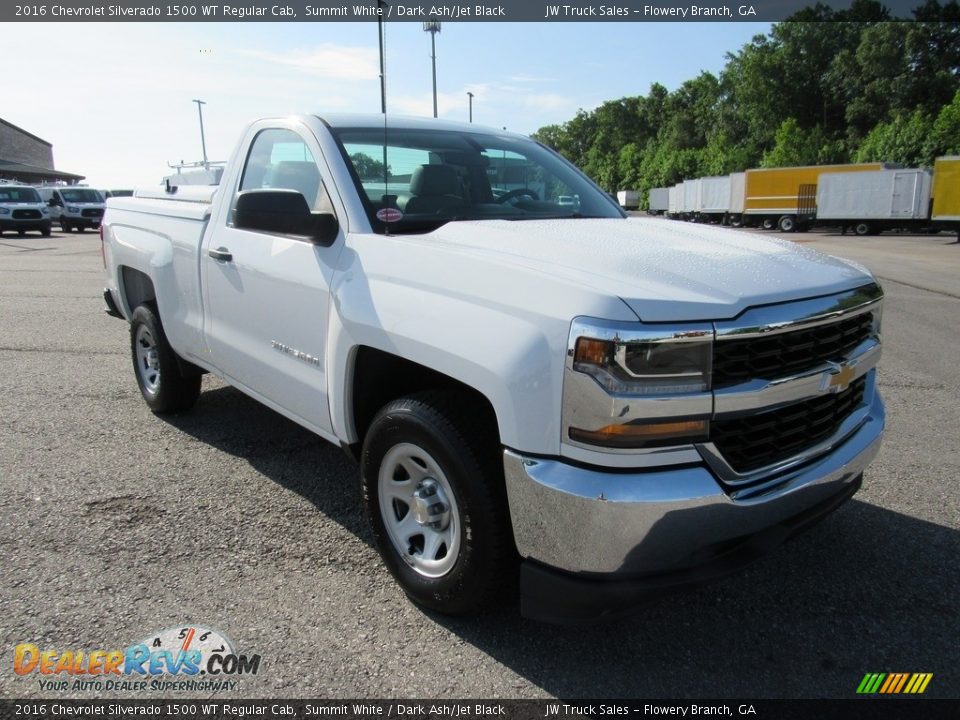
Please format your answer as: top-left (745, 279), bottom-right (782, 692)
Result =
top-left (192, 99), bottom-right (208, 170)
top-left (467, 91), bottom-right (474, 123)
top-left (423, 22), bottom-right (441, 118)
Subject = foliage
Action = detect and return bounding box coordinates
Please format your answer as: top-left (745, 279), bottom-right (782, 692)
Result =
top-left (349, 152), bottom-right (389, 180)
top-left (532, 1), bottom-right (960, 207)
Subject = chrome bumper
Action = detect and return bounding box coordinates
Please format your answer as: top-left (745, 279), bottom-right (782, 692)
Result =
top-left (504, 389), bottom-right (884, 577)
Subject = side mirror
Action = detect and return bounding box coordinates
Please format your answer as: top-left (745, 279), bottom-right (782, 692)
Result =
top-left (234, 189), bottom-right (339, 246)
top-left (48, 199), bottom-right (57, 207)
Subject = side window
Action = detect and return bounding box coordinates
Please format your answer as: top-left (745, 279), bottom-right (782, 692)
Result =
top-left (236, 128), bottom-right (334, 217)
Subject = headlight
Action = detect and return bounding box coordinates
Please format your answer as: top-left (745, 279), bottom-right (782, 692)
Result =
top-left (573, 334), bottom-right (712, 395)
top-left (564, 319), bottom-right (713, 450)
top-left (67, 206), bottom-right (80, 213)
top-left (0, 207), bottom-right (10, 215)
top-left (41, 208), bottom-right (49, 214)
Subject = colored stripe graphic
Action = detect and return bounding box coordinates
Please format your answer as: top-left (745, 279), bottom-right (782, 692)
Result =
top-left (857, 673), bottom-right (932, 694)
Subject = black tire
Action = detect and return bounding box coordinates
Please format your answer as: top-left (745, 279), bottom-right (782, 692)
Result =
top-left (762, 218), bottom-right (775, 230)
top-left (40, 226), bottom-right (51, 237)
top-left (60, 220), bottom-right (71, 233)
top-left (76, 225), bottom-right (85, 233)
top-left (778, 215), bottom-right (796, 233)
top-left (17, 229), bottom-right (26, 236)
top-left (129, 304), bottom-right (201, 414)
top-left (854, 222), bottom-right (872, 237)
top-left (361, 391), bottom-right (514, 616)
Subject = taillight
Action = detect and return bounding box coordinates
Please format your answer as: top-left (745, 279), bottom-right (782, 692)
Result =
top-left (99, 224), bottom-right (106, 268)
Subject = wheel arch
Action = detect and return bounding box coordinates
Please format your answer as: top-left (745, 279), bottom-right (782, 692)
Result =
top-left (119, 266), bottom-right (157, 316)
top-left (343, 346), bottom-right (500, 460)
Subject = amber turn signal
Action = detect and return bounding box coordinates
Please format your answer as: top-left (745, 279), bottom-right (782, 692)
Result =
top-left (574, 337), bottom-right (614, 366)
top-left (569, 419), bottom-right (708, 449)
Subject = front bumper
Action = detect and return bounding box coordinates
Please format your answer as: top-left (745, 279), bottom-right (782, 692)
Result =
top-left (504, 389), bottom-right (884, 623)
top-left (0, 218), bottom-right (51, 231)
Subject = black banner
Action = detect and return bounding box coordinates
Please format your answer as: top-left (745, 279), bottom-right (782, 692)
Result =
top-left (0, 0), bottom-right (939, 23)
top-left (1, 700), bottom-right (959, 720)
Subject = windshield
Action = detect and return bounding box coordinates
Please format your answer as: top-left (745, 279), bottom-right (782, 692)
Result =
top-left (60, 188), bottom-right (103, 203)
top-left (0, 187), bottom-right (41, 203)
top-left (330, 127), bottom-right (624, 234)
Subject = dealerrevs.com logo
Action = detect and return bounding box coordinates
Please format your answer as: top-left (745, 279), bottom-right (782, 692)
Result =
top-left (13, 625), bottom-right (261, 693)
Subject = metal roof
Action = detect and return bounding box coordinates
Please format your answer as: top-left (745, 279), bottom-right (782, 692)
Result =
top-left (0, 160), bottom-right (84, 183)
top-left (313, 113), bottom-right (523, 137)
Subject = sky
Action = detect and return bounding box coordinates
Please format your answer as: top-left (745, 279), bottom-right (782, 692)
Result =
top-left (4, 21), bottom-right (770, 187)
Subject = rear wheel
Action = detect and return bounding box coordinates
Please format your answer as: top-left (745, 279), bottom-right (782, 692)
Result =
top-left (855, 222), bottom-right (872, 237)
top-left (130, 304), bottom-right (201, 413)
top-left (361, 392), bottom-right (514, 615)
top-left (778, 215), bottom-right (796, 233)
top-left (762, 218), bottom-right (775, 230)
top-left (76, 225), bottom-right (85, 233)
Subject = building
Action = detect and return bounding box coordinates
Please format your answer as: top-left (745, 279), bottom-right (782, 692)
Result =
top-left (0, 118), bottom-right (84, 184)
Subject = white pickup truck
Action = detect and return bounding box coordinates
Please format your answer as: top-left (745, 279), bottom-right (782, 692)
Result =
top-left (102, 115), bottom-right (885, 622)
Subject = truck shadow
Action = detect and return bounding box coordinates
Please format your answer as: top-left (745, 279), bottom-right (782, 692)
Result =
top-left (162, 383), bottom-right (959, 698)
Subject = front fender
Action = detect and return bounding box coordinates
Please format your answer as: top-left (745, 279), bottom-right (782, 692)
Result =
top-left (326, 235), bottom-right (636, 455)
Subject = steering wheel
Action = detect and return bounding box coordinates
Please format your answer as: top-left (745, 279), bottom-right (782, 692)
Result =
top-left (495, 188), bottom-right (540, 204)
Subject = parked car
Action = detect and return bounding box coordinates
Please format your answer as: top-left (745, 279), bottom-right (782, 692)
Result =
top-left (0, 184), bottom-right (51, 237)
top-left (102, 114), bottom-right (885, 622)
top-left (37, 186), bottom-right (105, 232)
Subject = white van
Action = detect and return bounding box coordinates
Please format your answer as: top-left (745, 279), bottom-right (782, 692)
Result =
top-left (37, 186), bottom-right (106, 232)
top-left (0, 184), bottom-right (52, 237)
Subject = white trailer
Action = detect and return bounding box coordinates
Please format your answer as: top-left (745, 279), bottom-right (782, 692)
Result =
top-left (647, 187), bottom-right (669, 214)
top-left (668, 183), bottom-right (683, 218)
top-left (697, 176), bottom-right (732, 223)
top-left (682, 179), bottom-right (699, 218)
top-left (816, 168), bottom-right (932, 235)
top-left (728, 172), bottom-right (746, 225)
top-left (617, 190), bottom-right (639, 209)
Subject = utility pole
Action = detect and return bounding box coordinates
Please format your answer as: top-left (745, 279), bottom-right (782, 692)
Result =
top-left (467, 91), bottom-right (474, 123)
top-left (423, 22), bottom-right (441, 118)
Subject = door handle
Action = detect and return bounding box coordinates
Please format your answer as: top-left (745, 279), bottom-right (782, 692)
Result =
top-left (208, 247), bottom-right (233, 262)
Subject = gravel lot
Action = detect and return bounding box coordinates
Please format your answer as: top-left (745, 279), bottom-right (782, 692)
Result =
top-left (1, 226), bottom-right (957, 700)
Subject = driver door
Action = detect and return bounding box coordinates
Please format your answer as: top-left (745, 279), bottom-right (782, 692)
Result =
top-left (201, 125), bottom-right (342, 434)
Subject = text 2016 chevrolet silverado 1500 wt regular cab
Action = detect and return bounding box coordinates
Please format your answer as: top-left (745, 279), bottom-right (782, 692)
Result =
top-left (102, 115), bottom-right (885, 622)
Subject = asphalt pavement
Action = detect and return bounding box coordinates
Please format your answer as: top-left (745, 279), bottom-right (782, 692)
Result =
top-left (0, 225), bottom-right (957, 699)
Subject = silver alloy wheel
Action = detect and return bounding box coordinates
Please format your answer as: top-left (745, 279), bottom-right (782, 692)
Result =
top-left (134, 324), bottom-right (161, 396)
top-left (378, 442), bottom-right (461, 578)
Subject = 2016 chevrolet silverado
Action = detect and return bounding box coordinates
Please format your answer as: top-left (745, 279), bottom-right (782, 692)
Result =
top-left (102, 115), bottom-right (885, 622)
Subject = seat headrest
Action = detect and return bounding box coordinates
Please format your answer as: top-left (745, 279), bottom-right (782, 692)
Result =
top-left (271, 161), bottom-right (321, 203)
top-left (409, 164), bottom-right (460, 197)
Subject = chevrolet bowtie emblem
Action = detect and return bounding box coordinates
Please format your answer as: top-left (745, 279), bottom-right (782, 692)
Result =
top-left (821, 362), bottom-right (856, 393)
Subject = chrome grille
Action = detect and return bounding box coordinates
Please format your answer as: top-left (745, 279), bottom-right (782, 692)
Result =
top-left (712, 312), bottom-right (874, 388)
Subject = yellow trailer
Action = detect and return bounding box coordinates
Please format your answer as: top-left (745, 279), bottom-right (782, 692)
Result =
top-left (931, 156), bottom-right (960, 222)
top-left (739, 162), bottom-right (887, 232)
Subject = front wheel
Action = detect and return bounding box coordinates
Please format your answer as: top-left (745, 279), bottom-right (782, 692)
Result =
top-left (130, 304), bottom-right (201, 413)
top-left (361, 392), bottom-right (514, 615)
top-left (60, 220), bottom-right (71, 233)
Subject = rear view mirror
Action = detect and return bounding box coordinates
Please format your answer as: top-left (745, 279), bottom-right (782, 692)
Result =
top-left (234, 189), bottom-right (339, 246)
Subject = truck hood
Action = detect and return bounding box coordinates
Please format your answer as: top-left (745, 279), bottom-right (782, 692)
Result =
top-left (420, 217), bottom-right (874, 321)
